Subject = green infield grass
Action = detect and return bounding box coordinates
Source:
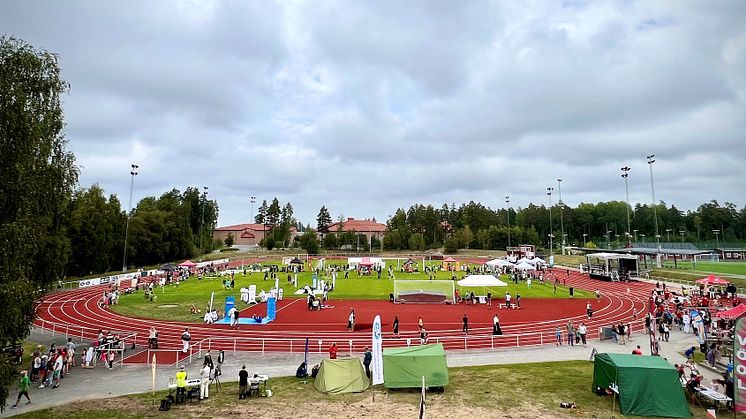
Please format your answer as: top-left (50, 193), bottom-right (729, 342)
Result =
top-left (111, 259), bottom-right (587, 322)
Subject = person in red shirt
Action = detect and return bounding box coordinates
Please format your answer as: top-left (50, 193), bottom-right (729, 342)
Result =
top-left (632, 345), bottom-right (643, 355)
top-left (328, 342), bottom-right (338, 359)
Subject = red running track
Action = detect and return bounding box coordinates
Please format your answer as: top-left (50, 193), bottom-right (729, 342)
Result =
top-left (34, 269), bottom-right (654, 363)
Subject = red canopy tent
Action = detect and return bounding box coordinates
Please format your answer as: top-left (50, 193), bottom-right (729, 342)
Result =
top-left (178, 259), bottom-right (197, 268)
top-left (696, 274), bottom-right (730, 286)
top-left (716, 304), bottom-right (746, 318)
top-left (443, 257), bottom-right (457, 263)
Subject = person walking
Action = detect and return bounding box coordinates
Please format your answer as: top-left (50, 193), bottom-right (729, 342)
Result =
top-left (555, 326), bottom-right (563, 345)
top-left (181, 328), bottom-right (191, 353)
top-left (516, 293), bottom-right (521, 308)
top-left (363, 347), bottom-right (372, 378)
top-left (586, 301), bottom-right (593, 318)
top-left (199, 363), bottom-right (211, 400)
top-left (393, 316), bottom-right (400, 337)
top-left (462, 314), bottom-right (469, 335)
top-left (11, 371), bottom-right (31, 409)
top-left (578, 322), bottom-right (588, 347)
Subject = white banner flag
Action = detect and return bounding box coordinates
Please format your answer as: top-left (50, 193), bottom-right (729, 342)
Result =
top-left (372, 314), bottom-right (384, 385)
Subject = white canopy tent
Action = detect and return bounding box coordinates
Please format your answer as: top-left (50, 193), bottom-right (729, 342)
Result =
top-left (514, 261), bottom-right (536, 271)
top-left (516, 257), bottom-right (532, 265)
top-left (457, 275), bottom-right (508, 287)
top-left (485, 259), bottom-right (515, 268)
top-left (529, 257), bottom-right (546, 265)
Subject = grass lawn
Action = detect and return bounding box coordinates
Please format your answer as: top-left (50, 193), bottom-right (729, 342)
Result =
top-left (660, 260), bottom-right (746, 276)
top-left (112, 260), bottom-right (587, 322)
top-left (11, 360), bottom-right (703, 418)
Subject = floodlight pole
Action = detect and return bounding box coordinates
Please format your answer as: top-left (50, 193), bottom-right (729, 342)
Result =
top-left (557, 179), bottom-right (565, 254)
top-left (621, 166), bottom-right (631, 245)
top-left (505, 196), bottom-right (511, 248)
top-left (122, 164), bottom-right (139, 272)
top-left (647, 155), bottom-right (661, 268)
top-left (547, 187), bottom-right (554, 255)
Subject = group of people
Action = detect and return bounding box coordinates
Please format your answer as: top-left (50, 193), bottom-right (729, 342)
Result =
top-left (554, 321), bottom-right (588, 346)
top-left (12, 339), bottom-right (79, 409)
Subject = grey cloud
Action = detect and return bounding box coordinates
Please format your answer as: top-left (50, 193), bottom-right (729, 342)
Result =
top-left (1, 0), bottom-right (745, 226)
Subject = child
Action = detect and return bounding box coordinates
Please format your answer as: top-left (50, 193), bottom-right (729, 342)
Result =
top-left (555, 327), bottom-right (563, 345)
top-left (11, 371), bottom-right (31, 408)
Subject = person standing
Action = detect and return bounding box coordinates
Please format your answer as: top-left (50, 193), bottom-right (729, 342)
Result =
top-left (682, 312), bottom-right (691, 334)
top-left (175, 366), bottom-right (187, 403)
top-left (52, 351), bottom-right (63, 388)
top-left (329, 342), bottom-right (338, 359)
top-left (555, 326), bottom-right (563, 345)
top-left (578, 322), bottom-right (588, 347)
top-left (11, 371), bottom-right (31, 409)
top-left (393, 316), bottom-right (400, 337)
top-left (363, 347), bottom-right (372, 378)
top-left (199, 362), bottom-right (211, 400)
top-left (418, 317), bottom-right (424, 331)
top-left (181, 328), bottom-right (191, 353)
top-left (566, 321), bottom-right (575, 347)
top-left (492, 314), bottom-right (502, 335)
top-left (586, 302), bottom-right (593, 318)
top-left (505, 292), bottom-right (512, 309)
top-left (462, 314), bottom-right (469, 335)
top-left (516, 293), bottom-right (521, 308)
top-left (239, 365), bottom-right (249, 399)
top-left (347, 309), bottom-right (356, 332)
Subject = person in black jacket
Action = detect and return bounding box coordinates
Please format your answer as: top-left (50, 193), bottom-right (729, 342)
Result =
top-left (363, 347), bottom-right (372, 378)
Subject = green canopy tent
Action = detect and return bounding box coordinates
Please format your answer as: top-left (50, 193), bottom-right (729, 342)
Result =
top-left (314, 358), bottom-right (369, 394)
top-left (383, 343), bottom-right (449, 389)
top-left (592, 353), bottom-right (690, 418)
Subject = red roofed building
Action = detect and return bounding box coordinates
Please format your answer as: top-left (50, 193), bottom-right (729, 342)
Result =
top-left (212, 223), bottom-right (269, 246)
top-left (325, 217), bottom-right (387, 242)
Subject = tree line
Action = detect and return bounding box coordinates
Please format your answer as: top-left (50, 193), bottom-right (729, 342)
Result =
top-left (383, 200), bottom-right (746, 252)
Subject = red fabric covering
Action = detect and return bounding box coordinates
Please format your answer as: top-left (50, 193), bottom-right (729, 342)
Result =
top-left (696, 274), bottom-right (729, 285)
top-left (178, 260), bottom-right (197, 267)
top-left (716, 303), bottom-right (746, 318)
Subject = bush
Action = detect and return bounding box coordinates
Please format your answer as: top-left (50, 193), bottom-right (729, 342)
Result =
top-left (220, 247), bottom-right (239, 253)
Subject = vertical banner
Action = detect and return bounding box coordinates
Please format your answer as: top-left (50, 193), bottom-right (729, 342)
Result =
top-left (151, 354), bottom-right (157, 401)
top-left (304, 337), bottom-right (309, 366)
top-left (734, 313), bottom-right (746, 413)
top-left (372, 314), bottom-right (384, 385)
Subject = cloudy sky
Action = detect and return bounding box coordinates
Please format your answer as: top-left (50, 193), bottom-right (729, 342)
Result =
top-left (3, 1), bottom-right (745, 226)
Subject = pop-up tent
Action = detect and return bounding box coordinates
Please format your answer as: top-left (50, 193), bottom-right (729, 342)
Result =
top-left (485, 259), bottom-right (514, 269)
top-left (314, 358), bottom-right (369, 394)
top-left (592, 353), bottom-right (689, 418)
top-left (383, 343), bottom-right (449, 389)
top-left (514, 261), bottom-right (535, 271)
top-left (178, 260), bottom-right (197, 268)
top-left (457, 275), bottom-right (508, 287)
top-left (716, 303), bottom-right (746, 319)
top-left (696, 274), bottom-right (729, 286)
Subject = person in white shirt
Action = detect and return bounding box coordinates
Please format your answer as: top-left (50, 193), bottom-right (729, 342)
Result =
top-left (228, 307), bottom-right (237, 327)
top-left (181, 328), bottom-right (191, 353)
top-left (204, 311), bottom-right (213, 324)
top-left (578, 323), bottom-right (588, 346)
top-left (210, 309), bottom-right (218, 322)
top-left (199, 364), bottom-right (211, 400)
top-left (682, 313), bottom-right (691, 334)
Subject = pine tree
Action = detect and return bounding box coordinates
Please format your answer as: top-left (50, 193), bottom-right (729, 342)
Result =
top-left (316, 206), bottom-right (332, 232)
top-left (255, 200), bottom-right (268, 224)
